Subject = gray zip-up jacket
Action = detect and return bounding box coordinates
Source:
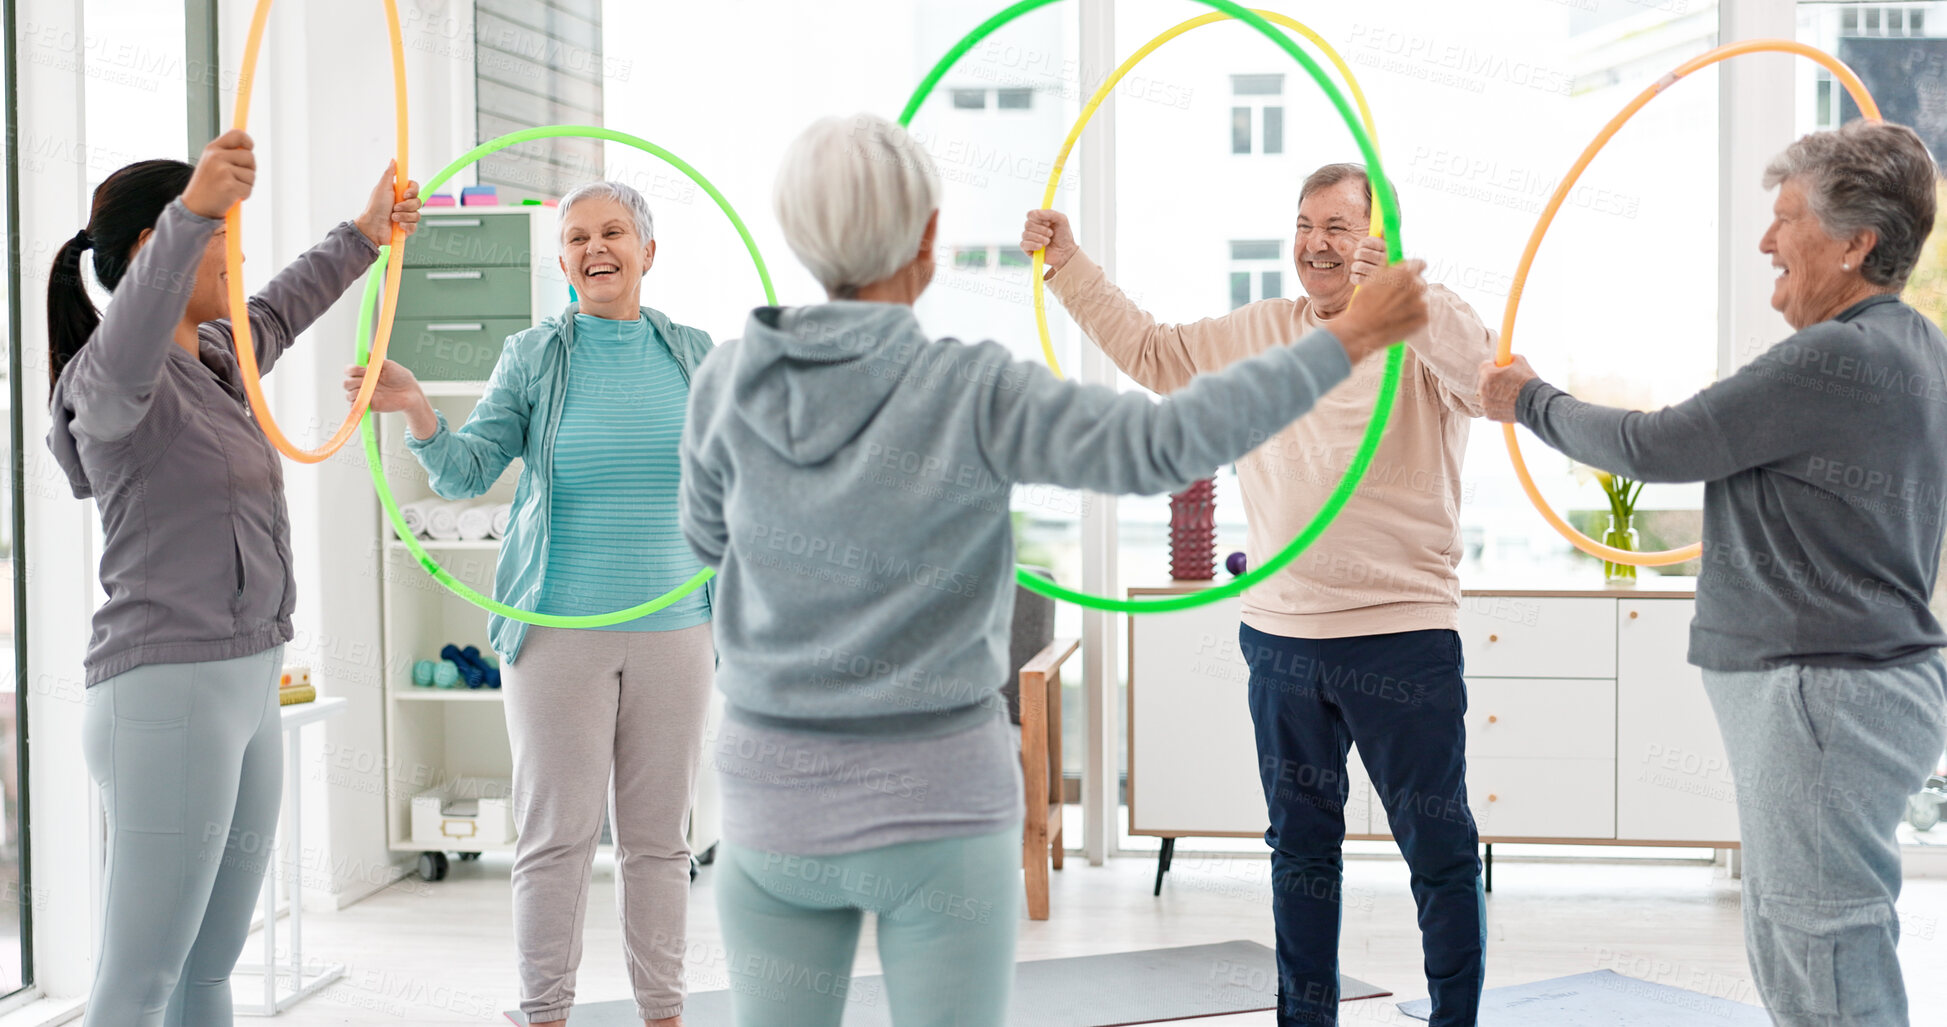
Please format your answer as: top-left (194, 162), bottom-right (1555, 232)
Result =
top-left (681, 301), bottom-right (1355, 737)
top-left (47, 199), bottom-right (380, 685)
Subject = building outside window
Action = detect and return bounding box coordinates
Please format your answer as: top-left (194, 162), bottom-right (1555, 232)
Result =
top-left (1227, 240), bottom-right (1283, 309)
top-left (1229, 73), bottom-right (1283, 155)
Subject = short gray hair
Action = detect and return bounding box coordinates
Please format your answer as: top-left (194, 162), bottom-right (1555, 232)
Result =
top-left (1299, 162), bottom-right (1400, 221)
top-left (558, 180), bottom-right (655, 243)
top-left (1763, 120), bottom-right (1938, 289)
top-left (774, 114), bottom-right (940, 297)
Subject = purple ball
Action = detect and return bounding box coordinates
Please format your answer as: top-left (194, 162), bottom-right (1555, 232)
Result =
top-left (1225, 551), bottom-right (1248, 576)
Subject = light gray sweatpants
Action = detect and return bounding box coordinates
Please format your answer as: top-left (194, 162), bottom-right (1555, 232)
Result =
top-left (82, 647), bottom-right (285, 1027)
top-left (1703, 657), bottom-right (1947, 1027)
top-left (503, 624), bottom-right (715, 1023)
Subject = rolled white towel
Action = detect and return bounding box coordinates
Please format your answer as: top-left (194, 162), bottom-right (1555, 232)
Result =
top-left (425, 501), bottom-right (465, 541)
top-left (457, 503), bottom-right (494, 541)
top-left (397, 499), bottom-right (439, 540)
top-left (490, 503), bottom-right (512, 539)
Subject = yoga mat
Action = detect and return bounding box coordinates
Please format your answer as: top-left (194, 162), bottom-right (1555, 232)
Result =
top-left (1396, 969), bottom-right (1769, 1025)
top-left (505, 940), bottom-right (1387, 1025)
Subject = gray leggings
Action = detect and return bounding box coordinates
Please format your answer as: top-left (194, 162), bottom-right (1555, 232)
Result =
top-left (82, 647), bottom-right (284, 1027)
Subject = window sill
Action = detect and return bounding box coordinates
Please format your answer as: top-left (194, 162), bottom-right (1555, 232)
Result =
top-left (0, 996), bottom-right (84, 1027)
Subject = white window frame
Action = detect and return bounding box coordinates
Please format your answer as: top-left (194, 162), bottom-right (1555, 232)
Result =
top-left (1226, 240), bottom-right (1284, 309)
top-left (1228, 73), bottom-right (1284, 156)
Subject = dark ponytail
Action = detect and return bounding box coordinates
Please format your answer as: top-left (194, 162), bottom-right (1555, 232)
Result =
top-left (47, 159), bottom-right (196, 391)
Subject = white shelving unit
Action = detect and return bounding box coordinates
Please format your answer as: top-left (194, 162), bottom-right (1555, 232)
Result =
top-left (377, 393), bottom-right (523, 879)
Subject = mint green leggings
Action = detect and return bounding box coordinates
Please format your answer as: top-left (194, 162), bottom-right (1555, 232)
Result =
top-left (714, 828), bottom-right (1020, 1026)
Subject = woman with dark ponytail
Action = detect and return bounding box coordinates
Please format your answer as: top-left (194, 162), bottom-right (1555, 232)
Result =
top-left (45, 129), bottom-right (421, 1027)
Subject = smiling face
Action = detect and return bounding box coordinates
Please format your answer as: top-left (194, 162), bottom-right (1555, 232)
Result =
top-left (1293, 177), bottom-right (1370, 313)
top-left (1760, 177), bottom-right (1876, 329)
top-left (138, 223), bottom-right (232, 327)
top-left (558, 196), bottom-right (654, 314)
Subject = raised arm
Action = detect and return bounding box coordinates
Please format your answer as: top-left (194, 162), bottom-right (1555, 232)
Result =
top-left (356, 340), bottom-right (533, 500)
top-left (226, 164), bottom-right (420, 374)
top-left (979, 260), bottom-right (1432, 492)
top-left (1494, 335), bottom-right (1830, 483)
top-left (1027, 209), bottom-right (1224, 394)
top-left (1347, 236), bottom-right (1493, 415)
top-left (66, 131), bottom-right (259, 441)
top-left (1411, 286), bottom-right (1495, 416)
top-left (222, 222), bottom-right (380, 375)
top-left (66, 200), bottom-right (219, 441)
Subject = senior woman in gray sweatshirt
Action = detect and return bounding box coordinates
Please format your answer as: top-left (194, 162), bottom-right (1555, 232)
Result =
top-left (1481, 119), bottom-right (1947, 1027)
top-left (45, 131), bottom-right (419, 1027)
top-left (680, 113), bottom-right (1433, 1027)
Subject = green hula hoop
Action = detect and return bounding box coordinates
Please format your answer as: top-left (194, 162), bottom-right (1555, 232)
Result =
top-left (354, 124), bottom-right (776, 627)
top-left (901, 0), bottom-right (1405, 615)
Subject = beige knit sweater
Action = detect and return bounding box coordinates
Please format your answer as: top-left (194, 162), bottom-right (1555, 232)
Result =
top-left (1046, 250), bottom-right (1495, 638)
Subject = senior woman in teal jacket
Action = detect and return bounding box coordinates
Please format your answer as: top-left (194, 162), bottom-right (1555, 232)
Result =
top-left (350, 180), bottom-right (712, 1027)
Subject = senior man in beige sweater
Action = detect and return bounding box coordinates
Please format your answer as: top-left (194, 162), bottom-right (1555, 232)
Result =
top-left (1024, 164), bottom-right (1493, 1027)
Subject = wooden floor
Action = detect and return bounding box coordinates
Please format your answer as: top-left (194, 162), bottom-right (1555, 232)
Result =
top-left (244, 850), bottom-right (1947, 1024)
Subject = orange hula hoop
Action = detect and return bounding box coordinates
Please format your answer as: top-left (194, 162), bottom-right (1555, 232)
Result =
top-left (1497, 39), bottom-right (1881, 567)
top-left (223, 0), bottom-right (409, 464)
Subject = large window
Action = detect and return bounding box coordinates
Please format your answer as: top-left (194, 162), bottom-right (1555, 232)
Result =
top-left (604, 0), bottom-right (1092, 799)
top-left (2, 0), bottom-right (25, 997)
top-left (1092, 0), bottom-right (1720, 850)
top-left (612, 0), bottom-right (1731, 857)
top-left (1797, 1), bottom-right (1947, 617)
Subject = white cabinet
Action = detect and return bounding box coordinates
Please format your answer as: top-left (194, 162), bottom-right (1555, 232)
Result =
top-left (1126, 614), bottom-right (1267, 838)
top-left (1126, 585), bottom-right (1735, 849)
top-left (1469, 757), bottom-right (1616, 839)
top-left (1616, 599), bottom-right (1740, 843)
top-left (1466, 678), bottom-right (1616, 760)
top-left (1459, 596), bottom-right (1616, 679)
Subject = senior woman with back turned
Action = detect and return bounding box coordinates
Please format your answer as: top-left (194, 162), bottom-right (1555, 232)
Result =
top-left (1481, 120), bottom-right (1947, 1026)
top-left (681, 112), bottom-right (1436, 1027)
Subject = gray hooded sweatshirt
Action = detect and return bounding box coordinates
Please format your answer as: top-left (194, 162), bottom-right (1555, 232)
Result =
top-left (681, 301), bottom-right (1354, 739)
top-left (47, 200), bottom-right (379, 685)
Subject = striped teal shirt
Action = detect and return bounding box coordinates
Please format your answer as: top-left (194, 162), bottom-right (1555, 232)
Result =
top-left (537, 314), bottom-right (710, 631)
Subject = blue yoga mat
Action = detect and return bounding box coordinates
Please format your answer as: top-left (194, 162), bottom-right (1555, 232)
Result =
top-left (1397, 969), bottom-right (1770, 1025)
top-left (507, 940), bottom-right (1388, 1025)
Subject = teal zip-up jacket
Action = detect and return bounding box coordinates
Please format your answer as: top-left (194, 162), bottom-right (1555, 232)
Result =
top-left (404, 302), bottom-right (715, 663)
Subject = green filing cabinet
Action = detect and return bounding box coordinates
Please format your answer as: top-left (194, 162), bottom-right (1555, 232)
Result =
top-left (388, 210), bottom-right (542, 382)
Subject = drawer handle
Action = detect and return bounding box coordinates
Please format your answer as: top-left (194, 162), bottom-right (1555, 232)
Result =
top-left (1629, 610), bottom-right (1639, 619)
top-left (427, 218), bottom-right (484, 228)
top-left (425, 271), bottom-right (484, 280)
top-left (427, 323), bottom-right (485, 332)
top-left (1488, 794), bottom-right (1499, 802)
top-left (1487, 715), bottom-right (1498, 724)
top-left (1487, 633), bottom-right (1499, 643)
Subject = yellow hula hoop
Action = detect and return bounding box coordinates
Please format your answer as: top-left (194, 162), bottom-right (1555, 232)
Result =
top-left (1029, 9), bottom-right (1381, 379)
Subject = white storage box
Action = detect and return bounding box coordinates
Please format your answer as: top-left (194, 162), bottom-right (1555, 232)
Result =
top-left (411, 778), bottom-right (516, 848)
